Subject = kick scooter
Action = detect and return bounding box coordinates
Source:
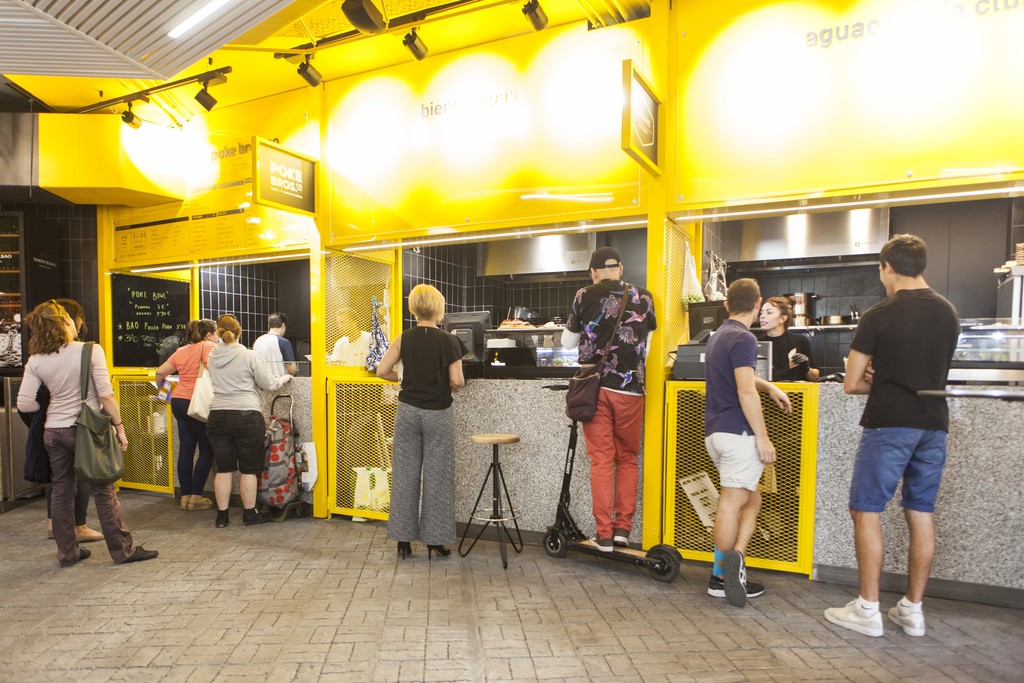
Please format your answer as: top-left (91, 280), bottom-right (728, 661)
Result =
top-left (540, 399), bottom-right (682, 582)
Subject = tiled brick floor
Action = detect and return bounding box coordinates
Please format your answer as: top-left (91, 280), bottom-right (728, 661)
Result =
top-left (2, 491), bottom-right (1022, 682)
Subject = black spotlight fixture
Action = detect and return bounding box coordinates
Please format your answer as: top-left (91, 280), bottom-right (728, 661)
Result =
top-left (522, 0), bottom-right (548, 30)
top-left (297, 55), bottom-right (322, 87)
top-left (121, 103), bottom-right (142, 129)
top-left (403, 28), bottom-right (428, 61)
top-left (194, 83), bottom-right (217, 111)
top-left (341, 0), bottom-right (386, 34)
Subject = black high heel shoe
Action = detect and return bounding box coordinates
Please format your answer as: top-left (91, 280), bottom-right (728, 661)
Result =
top-left (397, 541), bottom-right (412, 559)
top-left (427, 544), bottom-right (451, 560)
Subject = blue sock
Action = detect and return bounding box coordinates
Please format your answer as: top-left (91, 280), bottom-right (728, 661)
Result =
top-left (713, 545), bottom-right (725, 578)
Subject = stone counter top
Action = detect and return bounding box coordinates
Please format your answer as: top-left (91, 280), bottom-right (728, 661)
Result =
top-left (452, 379), bottom-right (644, 544)
top-left (814, 382), bottom-right (1024, 593)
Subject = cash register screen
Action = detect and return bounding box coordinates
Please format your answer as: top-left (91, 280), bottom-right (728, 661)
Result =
top-left (445, 311), bottom-right (492, 361)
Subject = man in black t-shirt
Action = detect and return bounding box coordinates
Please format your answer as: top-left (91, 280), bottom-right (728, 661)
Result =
top-left (824, 234), bottom-right (959, 639)
top-left (562, 247), bottom-right (657, 552)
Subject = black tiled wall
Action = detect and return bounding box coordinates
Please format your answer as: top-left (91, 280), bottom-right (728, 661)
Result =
top-left (402, 245), bottom-right (589, 329)
top-left (792, 328), bottom-right (855, 378)
top-left (3, 202), bottom-right (99, 339)
top-left (738, 266), bottom-right (885, 320)
top-left (200, 265), bottom-right (276, 346)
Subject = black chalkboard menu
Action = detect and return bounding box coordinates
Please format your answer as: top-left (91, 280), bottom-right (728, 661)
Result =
top-left (111, 273), bottom-right (190, 368)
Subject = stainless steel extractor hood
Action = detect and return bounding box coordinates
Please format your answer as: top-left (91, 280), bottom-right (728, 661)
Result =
top-left (717, 208), bottom-right (889, 265)
top-left (478, 233), bottom-right (596, 281)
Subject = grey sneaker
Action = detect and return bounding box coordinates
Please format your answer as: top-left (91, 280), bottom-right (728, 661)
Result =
top-left (612, 528), bottom-right (630, 547)
top-left (591, 537), bottom-right (614, 552)
top-left (888, 600), bottom-right (926, 636)
top-left (722, 549), bottom-right (747, 607)
top-left (825, 599), bottom-right (883, 637)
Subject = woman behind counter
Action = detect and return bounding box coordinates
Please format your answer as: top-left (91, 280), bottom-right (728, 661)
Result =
top-left (206, 315), bottom-right (291, 528)
top-left (155, 319), bottom-right (218, 511)
top-left (376, 284), bottom-right (465, 560)
top-left (17, 300), bottom-right (158, 566)
top-left (757, 296), bottom-right (820, 382)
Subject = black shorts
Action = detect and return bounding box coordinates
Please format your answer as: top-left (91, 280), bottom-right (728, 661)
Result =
top-left (206, 410), bottom-right (266, 474)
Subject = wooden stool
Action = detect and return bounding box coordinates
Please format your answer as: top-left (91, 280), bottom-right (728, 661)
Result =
top-left (458, 433), bottom-right (525, 569)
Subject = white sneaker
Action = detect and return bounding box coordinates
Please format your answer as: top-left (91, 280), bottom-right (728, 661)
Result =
top-left (825, 599), bottom-right (884, 637)
top-left (888, 600), bottom-right (926, 636)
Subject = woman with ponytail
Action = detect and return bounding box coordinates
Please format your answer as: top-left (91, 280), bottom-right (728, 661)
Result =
top-left (205, 315), bottom-right (291, 527)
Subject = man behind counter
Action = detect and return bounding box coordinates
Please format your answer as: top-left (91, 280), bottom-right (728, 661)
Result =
top-left (561, 247), bottom-right (657, 552)
top-left (252, 312), bottom-right (298, 377)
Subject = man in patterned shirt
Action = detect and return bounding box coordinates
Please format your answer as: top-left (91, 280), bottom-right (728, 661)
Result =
top-left (562, 247), bottom-right (657, 551)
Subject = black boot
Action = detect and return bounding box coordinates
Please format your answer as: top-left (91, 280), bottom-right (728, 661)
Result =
top-left (397, 541), bottom-right (412, 559)
top-left (242, 506), bottom-right (269, 526)
top-left (215, 509), bottom-right (230, 528)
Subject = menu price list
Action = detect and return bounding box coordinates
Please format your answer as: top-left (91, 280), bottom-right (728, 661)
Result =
top-left (111, 274), bottom-right (190, 367)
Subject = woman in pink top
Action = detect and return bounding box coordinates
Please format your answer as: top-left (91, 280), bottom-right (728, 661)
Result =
top-left (156, 319), bottom-right (217, 511)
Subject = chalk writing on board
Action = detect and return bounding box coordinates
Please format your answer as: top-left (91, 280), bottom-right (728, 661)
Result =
top-left (111, 274), bottom-right (190, 368)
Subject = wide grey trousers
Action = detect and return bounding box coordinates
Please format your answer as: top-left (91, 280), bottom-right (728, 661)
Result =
top-left (387, 402), bottom-right (456, 545)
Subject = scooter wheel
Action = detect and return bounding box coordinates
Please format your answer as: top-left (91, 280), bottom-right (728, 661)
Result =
top-left (645, 544), bottom-right (682, 583)
top-left (542, 529), bottom-right (568, 558)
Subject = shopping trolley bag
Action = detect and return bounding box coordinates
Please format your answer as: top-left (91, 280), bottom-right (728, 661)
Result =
top-left (258, 395), bottom-right (300, 511)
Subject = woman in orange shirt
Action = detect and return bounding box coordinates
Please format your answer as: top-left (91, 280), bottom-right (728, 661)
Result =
top-left (156, 319), bottom-right (218, 510)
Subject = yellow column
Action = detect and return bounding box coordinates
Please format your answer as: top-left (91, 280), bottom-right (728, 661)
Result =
top-left (641, 0), bottom-right (672, 550)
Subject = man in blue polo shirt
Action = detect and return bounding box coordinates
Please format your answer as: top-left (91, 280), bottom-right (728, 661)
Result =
top-left (704, 278), bottom-right (791, 607)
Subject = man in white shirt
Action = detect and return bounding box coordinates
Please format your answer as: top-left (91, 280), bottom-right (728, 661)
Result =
top-left (251, 312), bottom-right (298, 377)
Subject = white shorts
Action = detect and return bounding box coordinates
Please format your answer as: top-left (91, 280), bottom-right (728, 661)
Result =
top-left (705, 432), bottom-right (764, 491)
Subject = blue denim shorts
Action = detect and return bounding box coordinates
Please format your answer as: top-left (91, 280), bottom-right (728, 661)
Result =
top-left (849, 427), bottom-right (947, 513)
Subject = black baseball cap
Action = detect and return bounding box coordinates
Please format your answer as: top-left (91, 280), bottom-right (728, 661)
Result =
top-left (589, 247), bottom-right (621, 270)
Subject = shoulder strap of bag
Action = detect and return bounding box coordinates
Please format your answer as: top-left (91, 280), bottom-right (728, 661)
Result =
top-left (79, 342), bottom-right (94, 401)
top-left (596, 290), bottom-right (631, 359)
top-left (197, 345), bottom-right (205, 377)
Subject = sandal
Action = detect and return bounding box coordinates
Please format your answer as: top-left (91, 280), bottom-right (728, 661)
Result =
top-left (187, 496), bottom-right (214, 511)
top-left (180, 495), bottom-right (193, 510)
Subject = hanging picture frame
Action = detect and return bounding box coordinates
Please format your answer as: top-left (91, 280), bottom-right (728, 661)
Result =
top-left (621, 59), bottom-right (661, 176)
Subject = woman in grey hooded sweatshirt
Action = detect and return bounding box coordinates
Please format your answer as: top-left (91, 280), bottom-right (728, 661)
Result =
top-left (206, 315), bottom-right (291, 527)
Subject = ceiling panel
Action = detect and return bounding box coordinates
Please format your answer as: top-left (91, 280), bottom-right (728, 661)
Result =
top-left (1, 0), bottom-right (649, 120)
top-left (0, 0), bottom-right (302, 78)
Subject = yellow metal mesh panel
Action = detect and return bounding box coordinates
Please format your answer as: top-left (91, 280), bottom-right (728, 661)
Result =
top-left (329, 381), bottom-right (397, 519)
top-left (668, 383), bottom-right (811, 573)
top-left (114, 378), bottom-right (174, 494)
top-left (663, 220), bottom-right (695, 354)
top-left (324, 250), bottom-right (393, 365)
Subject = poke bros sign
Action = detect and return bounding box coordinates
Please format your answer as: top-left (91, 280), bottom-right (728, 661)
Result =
top-left (252, 137), bottom-right (318, 216)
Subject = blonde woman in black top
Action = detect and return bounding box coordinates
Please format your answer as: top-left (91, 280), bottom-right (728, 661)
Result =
top-left (376, 284), bottom-right (465, 559)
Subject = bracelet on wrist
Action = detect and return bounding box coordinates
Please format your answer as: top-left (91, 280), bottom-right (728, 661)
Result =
top-left (112, 421), bottom-right (122, 427)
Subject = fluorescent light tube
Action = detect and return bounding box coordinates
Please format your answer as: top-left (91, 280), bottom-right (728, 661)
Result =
top-left (168, 0), bottom-right (235, 39)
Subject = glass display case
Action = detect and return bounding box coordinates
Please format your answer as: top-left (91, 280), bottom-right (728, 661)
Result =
top-left (482, 327), bottom-right (579, 378)
top-left (949, 319), bottom-right (1024, 383)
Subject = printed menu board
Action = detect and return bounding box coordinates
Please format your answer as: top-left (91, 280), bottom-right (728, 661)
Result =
top-left (113, 216), bottom-right (190, 263)
top-left (111, 273), bottom-right (190, 368)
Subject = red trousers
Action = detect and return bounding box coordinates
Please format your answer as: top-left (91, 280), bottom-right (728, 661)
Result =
top-left (580, 388), bottom-right (645, 539)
